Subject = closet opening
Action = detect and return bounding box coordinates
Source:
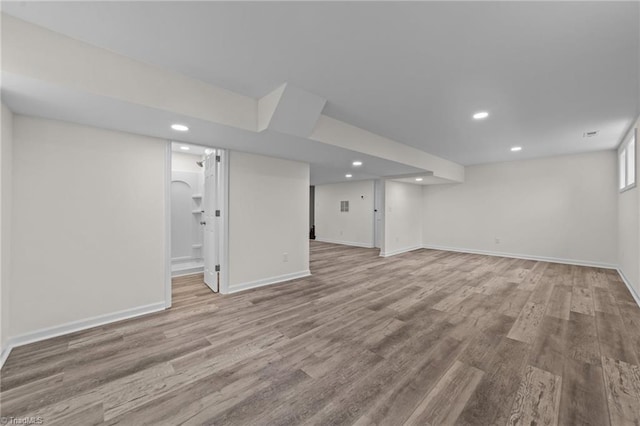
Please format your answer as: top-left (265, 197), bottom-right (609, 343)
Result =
top-left (167, 142), bottom-right (228, 304)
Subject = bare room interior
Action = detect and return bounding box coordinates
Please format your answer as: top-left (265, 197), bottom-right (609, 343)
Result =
top-left (1, 1), bottom-right (640, 425)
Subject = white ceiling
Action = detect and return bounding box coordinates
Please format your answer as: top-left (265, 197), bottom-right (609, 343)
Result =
top-left (3, 1), bottom-right (639, 166)
top-left (2, 73), bottom-right (424, 185)
top-left (171, 142), bottom-right (209, 157)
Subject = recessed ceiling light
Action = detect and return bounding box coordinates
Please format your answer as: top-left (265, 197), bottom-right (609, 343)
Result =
top-left (352, 161), bottom-right (363, 167)
top-left (415, 178), bottom-right (424, 182)
top-left (473, 111), bottom-right (489, 120)
top-left (180, 146), bottom-right (190, 151)
top-left (511, 146), bottom-right (522, 152)
top-left (345, 174), bottom-right (353, 178)
top-left (171, 124), bottom-right (189, 131)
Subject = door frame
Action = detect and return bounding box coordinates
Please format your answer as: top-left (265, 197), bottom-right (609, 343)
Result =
top-left (217, 149), bottom-right (230, 294)
top-left (164, 142), bottom-right (172, 308)
top-left (203, 148), bottom-right (229, 294)
top-left (165, 142), bottom-right (230, 308)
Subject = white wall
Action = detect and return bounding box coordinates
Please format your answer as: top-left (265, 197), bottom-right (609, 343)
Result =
top-left (314, 180), bottom-right (375, 248)
top-left (228, 151), bottom-right (309, 292)
top-left (383, 180), bottom-right (422, 256)
top-left (172, 152), bottom-right (202, 173)
top-left (423, 151), bottom-right (618, 267)
top-left (619, 117), bottom-right (640, 297)
top-left (171, 152), bottom-right (204, 265)
top-left (1, 104), bottom-right (13, 361)
top-left (10, 116), bottom-right (167, 339)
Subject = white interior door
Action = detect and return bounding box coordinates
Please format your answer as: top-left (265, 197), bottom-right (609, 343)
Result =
top-left (203, 150), bottom-right (222, 292)
top-left (374, 179), bottom-right (384, 249)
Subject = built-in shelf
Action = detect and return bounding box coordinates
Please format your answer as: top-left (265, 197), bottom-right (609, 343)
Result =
top-left (192, 210), bottom-right (204, 214)
top-left (192, 194), bottom-right (202, 199)
top-left (192, 244), bottom-right (202, 249)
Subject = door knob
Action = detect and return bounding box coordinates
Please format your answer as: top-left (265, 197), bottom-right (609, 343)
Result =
top-left (200, 221), bottom-right (206, 225)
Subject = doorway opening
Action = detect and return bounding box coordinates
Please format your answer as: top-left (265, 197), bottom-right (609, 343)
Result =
top-left (167, 142), bottom-right (228, 303)
top-left (373, 179), bottom-right (384, 249)
top-left (309, 185), bottom-right (315, 240)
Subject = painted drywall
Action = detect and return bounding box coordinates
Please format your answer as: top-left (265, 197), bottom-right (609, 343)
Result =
top-left (423, 151), bottom-right (618, 267)
top-left (257, 83), bottom-right (285, 132)
top-left (10, 116), bottom-right (167, 338)
top-left (2, 14), bottom-right (257, 132)
top-left (172, 151), bottom-right (202, 173)
top-left (618, 116), bottom-right (640, 297)
top-left (228, 151), bottom-right (309, 291)
top-left (311, 115), bottom-right (464, 182)
top-left (314, 180), bottom-right (375, 248)
top-left (1, 15), bottom-right (463, 185)
top-left (1, 104), bottom-right (13, 359)
top-left (171, 152), bottom-right (204, 263)
top-left (383, 180), bottom-right (422, 256)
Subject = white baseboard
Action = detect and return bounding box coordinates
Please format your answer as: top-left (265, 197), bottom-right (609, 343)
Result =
top-left (421, 244), bottom-right (617, 270)
top-left (380, 245), bottom-right (422, 258)
top-left (315, 237), bottom-right (374, 249)
top-left (0, 344), bottom-right (11, 369)
top-left (0, 302), bottom-right (166, 369)
top-left (226, 270), bottom-right (311, 294)
top-left (172, 267), bottom-right (204, 277)
top-left (617, 268), bottom-right (640, 309)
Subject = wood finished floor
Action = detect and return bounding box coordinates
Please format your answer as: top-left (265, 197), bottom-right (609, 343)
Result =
top-left (2, 241), bottom-right (640, 425)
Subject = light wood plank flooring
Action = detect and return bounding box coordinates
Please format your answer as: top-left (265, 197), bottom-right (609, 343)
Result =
top-left (2, 241), bottom-right (640, 425)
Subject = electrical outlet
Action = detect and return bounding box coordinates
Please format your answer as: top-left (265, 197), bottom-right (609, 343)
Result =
top-left (495, 238), bottom-right (501, 244)
top-left (283, 252), bottom-right (289, 262)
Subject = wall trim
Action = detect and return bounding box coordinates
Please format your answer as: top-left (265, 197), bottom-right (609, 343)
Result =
top-left (422, 244), bottom-right (618, 269)
top-left (226, 270), bottom-right (311, 294)
top-left (172, 267), bottom-right (205, 278)
top-left (0, 346), bottom-right (11, 370)
top-left (219, 149), bottom-right (230, 294)
top-left (380, 245), bottom-right (422, 258)
top-left (164, 142), bottom-right (172, 309)
top-left (315, 237), bottom-right (374, 249)
top-left (617, 268), bottom-right (640, 309)
top-left (0, 302), bottom-right (166, 369)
